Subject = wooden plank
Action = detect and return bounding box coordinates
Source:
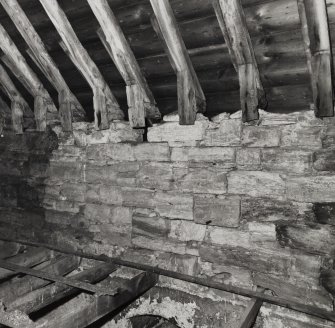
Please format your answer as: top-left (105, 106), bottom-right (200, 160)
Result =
top-left (150, 0), bottom-right (206, 125)
top-left (7, 263), bottom-right (118, 314)
top-left (33, 271), bottom-right (158, 328)
top-left (0, 24), bottom-right (57, 131)
top-left (39, 0), bottom-right (124, 130)
top-left (0, 256), bottom-right (79, 305)
top-left (213, 0), bottom-right (266, 122)
top-left (88, 0), bottom-right (160, 128)
top-left (0, 0), bottom-right (86, 128)
top-left (297, 0), bottom-right (334, 117)
top-left (0, 259), bottom-right (120, 296)
top-left (0, 247), bottom-right (51, 280)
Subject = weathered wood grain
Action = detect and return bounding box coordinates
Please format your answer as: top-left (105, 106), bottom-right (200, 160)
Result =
top-left (298, 0), bottom-right (334, 117)
top-left (39, 0), bottom-right (124, 129)
top-left (151, 0), bottom-right (206, 125)
top-left (88, 0), bottom-right (160, 127)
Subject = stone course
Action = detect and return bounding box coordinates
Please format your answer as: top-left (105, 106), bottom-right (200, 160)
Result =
top-left (1, 111), bottom-right (335, 327)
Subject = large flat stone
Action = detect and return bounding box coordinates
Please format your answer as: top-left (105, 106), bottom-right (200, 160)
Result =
top-left (262, 149), bottom-right (312, 173)
top-left (171, 147), bottom-right (235, 168)
top-left (201, 119), bottom-right (241, 146)
top-left (287, 176), bottom-right (335, 202)
top-left (154, 191), bottom-right (193, 220)
top-left (281, 125), bottom-right (323, 149)
top-left (132, 215), bottom-right (170, 239)
top-left (133, 142), bottom-right (170, 162)
top-left (194, 195), bottom-right (240, 227)
top-left (176, 167), bottom-right (227, 194)
top-left (122, 187), bottom-right (155, 208)
top-left (169, 220), bottom-right (206, 242)
top-left (86, 184), bottom-right (123, 205)
top-left (242, 126), bottom-right (281, 147)
top-left (236, 148), bottom-right (261, 170)
top-left (147, 121), bottom-right (209, 146)
top-left (228, 171), bottom-right (285, 199)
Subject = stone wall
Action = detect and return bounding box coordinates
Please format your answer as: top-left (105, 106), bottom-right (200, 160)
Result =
top-left (1, 110), bottom-right (335, 327)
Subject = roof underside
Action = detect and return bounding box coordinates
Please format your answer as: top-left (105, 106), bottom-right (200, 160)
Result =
top-left (0, 0), bottom-right (333, 121)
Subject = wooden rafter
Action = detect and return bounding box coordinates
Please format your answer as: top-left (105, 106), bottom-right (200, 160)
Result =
top-left (0, 24), bottom-right (58, 131)
top-left (150, 0), bottom-right (206, 125)
top-left (0, 64), bottom-right (33, 134)
top-left (39, 0), bottom-right (124, 130)
top-left (87, 0), bottom-right (161, 128)
top-left (297, 0), bottom-right (334, 117)
top-left (213, 0), bottom-right (267, 122)
top-left (0, 0), bottom-right (86, 131)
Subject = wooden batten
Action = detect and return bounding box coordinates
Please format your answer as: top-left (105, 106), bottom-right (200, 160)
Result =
top-left (297, 0), bottom-right (334, 117)
top-left (39, 0), bottom-right (124, 130)
top-left (150, 0), bottom-right (206, 125)
top-left (88, 0), bottom-right (161, 128)
top-left (0, 23), bottom-right (57, 131)
top-left (213, 0), bottom-right (266, 122)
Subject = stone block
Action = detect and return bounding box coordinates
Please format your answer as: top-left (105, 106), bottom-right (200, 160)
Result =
top-left (171, 147), bottom-right (235, 168)
top-left (95, 226), bottom-right (132, 247)
top-left (262, 149), bottom-right (312, 173)
top-left (205, 226), bottom-right (251, 248)
top-left (194, 195), bottom-right (240, 227)
top-left (281, 125), bottom-right (323, 149)
top-left (147, 120), bottom-right (209, 146)
top-left (241, 197), bottom-right (314, 223)
top-left (169, 220), bottom-right (206, 242)
top-left (122, 187), bottom-right (155, 208)
top-left (287, 176), bottom-right (335, 202)
top-left (47, 161), bottom-right (84, 182)
top-left (201, 119), bottom-right (241, 146)
top-left (199, 243), bottom-right (291, 276)
top-left (86, 184), bottom-right (123, 205)
top-left (242, 126), bottom-right (281, 147)
top-left (236, 148), bottom-right (261, 170)
top-left (136, 162), bottom-right (173, 190)
top-left (132, 215), bottom-right (170, 239)
top-left (60, 183), bottom-right (86, 202)
top-left (177, 167), bottom-right (227, 194)
top-left (313, 149), bottom-right (335, 171)
top-left (87, 143), bottom-right (135, 162)
top-left (228, 171), bottom-right (285, 199)
top-left (277, 223), bottom-right (335, 255)
top-left (154, 191), bottom-right (193, 220)
top-left (133, 142), bottom-right (170, 162)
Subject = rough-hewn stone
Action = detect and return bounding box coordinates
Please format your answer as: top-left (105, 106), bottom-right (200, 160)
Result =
top-left (236, 148), bottom-right (261, 170)
top-left (228, 171), bottom-right (285, 199)
top-left (242, 126), bottom-right (281, 147)
top-left (281, 125), bottom-right (323, 149)
top-left (262, 149), bottom-right (312, 173)
top-left (169, 220), bottom-right (206, 242)
top-left (313, 149), bottom-right (335, 171)
top-left (313, 203), bottom-right (335, 225)
top-left (133, 143), bottom-right (170, 162)
top-left (194, 195), bottom-right (240, 227)
top-left (287, 176), bottom-right (335, 202)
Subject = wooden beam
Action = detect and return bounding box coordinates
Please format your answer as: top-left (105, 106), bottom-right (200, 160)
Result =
top-left (213, 0), bottom-right (266, 122)
top-left (32, 271), bottom-right (158, 328)
top-left (150, 0), bottom-right (206, 125)
top-left (0, 0), bottom-right (86, 130)
top-left (0, 247), bottom-right (51, 280)
top-left (0, 256), bottom-right (79, 305)
top-left (0, 64), bottom-right (34, 134)
top-left (87, 0), bottom-right (160, 128)
top-left (0, 258), bottom-right (120, 296)
top-left (7, 263), bottom-right (118, 314)
top-left (297, 0), bottom-right (333, 117)
top-left (39, 0), bottom-right (124, 130)
top-left (0, 24), bottom-right (58, 131)
top-left (237, 288), bottom-right (264, 328)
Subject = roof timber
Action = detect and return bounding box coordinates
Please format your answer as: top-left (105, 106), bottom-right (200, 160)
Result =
top-left (213, 0), bottom-right (267, 122)
top-left (0, 64), bottom-right (33, 134)
top-left (0, 0), bottom-right (86, 132)
top-left (297, 0), bottom-right (334, 117)
top-left (88, 0), bottom-right (161, 128)
top-left (39, 0), bottom-right (124, 130)
top-left (0, 23), bottom-right (57, 131)
top-left (150, 0), bottom-right (206, 125)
